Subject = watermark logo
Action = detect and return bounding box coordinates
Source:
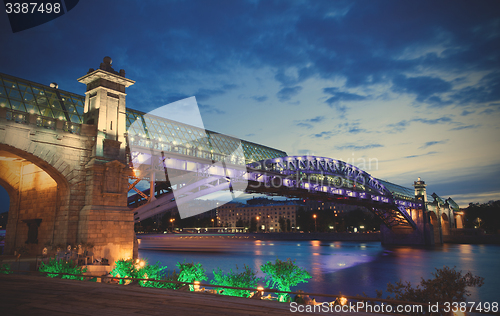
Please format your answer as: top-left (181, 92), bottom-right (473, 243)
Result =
top-left (4, 0), bottom-right (80, 33)
top-left (128, 97), bottom-right (248, 219)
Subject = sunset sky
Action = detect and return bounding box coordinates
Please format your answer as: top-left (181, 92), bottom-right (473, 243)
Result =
top-left (1, 0), bottom-right (499, 208)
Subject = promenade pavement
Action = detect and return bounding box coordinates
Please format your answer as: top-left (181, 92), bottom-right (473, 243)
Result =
top-left (0, 274), bottom-right (388, 316)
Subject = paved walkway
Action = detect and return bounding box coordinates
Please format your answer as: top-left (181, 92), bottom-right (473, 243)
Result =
top-left (0, 274), bottom-right (385, 315)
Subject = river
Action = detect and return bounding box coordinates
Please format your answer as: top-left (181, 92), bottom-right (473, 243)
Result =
top-left (138, 235), bottom-right (500, 303)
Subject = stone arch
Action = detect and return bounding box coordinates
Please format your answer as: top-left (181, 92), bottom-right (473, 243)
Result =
top-left (441, 212), bottom-right (450, 236)
top-left (0, 144), bottom-right (72, 255)
top-left (428, 211), bottom-right (441, 242)
top-left (429, 211), bottom-right (438, 225)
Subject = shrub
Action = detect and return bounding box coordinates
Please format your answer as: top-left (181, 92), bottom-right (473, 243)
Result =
top-left (177, 261), bottom-right (207, 291)
top-left (261, 258), bottom-right (311, 302)
top-left (136, 261), bottom-right (168, 288)
top-left (110, 259), bottom-right (137, 284)
top-left (39, 259), bottom-right (87, 280)
top-left (211, 264), bottom-right (260, 298)
top-left (110, 259), bottom-right (178, 288)
top-left (0, 263), bottom-right (12, 274)
top-left (162, 269), bottom-right (182, 290)
top-left (378, 266), bottom-right (484, 315)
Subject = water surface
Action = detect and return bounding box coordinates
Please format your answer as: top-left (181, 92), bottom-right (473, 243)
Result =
top-left (139, 236), bottom-right (500, 302)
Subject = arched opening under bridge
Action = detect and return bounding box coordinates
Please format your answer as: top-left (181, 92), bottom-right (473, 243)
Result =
top-left (0, 145), bottom-right (70, 255)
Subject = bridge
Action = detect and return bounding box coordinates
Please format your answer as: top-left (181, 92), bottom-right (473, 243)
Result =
top-left (0, 57), bottom-right (462, 263)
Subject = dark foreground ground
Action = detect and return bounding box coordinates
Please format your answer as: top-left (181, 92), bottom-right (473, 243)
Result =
top-left (0, 274), bottom-right (383, 316)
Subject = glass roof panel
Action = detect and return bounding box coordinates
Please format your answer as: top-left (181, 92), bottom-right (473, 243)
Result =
top-left (0, 72), bottom-right (287, 163)
top-left (10, 100), bottom-right (25, 111)
top-left (0, 97), bottom-right (10, 109)
top-left (8, 88), bottom-right (22, 100)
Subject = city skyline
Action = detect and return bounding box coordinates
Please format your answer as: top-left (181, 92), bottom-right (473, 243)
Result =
top-left (1, 0), bottom-right (499, 207)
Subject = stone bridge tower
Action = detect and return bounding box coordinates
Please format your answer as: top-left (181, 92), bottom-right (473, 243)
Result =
top-left (76, 57), bottom-right (135, 262)
top-left (0, 57), bottom-right (136, 264)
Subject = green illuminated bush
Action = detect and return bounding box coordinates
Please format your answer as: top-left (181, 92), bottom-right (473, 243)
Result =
top-left (211, 264), bottom-right (260, 298)
top-left (39, 259), bottom-right (87, 280)
top-left (110, 259), bottom-right (180, 289)
top-left (0, 263), bottom-right (12, 274)
top-left (177, 261), bottom-right (207, 291)
top-left (162, 270), bottom-right (182, 290)
top-left (110, 259), bottom-right (137, 284)
top-left (136, 261), bottom-right (168, 288)
top-left (261, 258), bottom-right (311, 302)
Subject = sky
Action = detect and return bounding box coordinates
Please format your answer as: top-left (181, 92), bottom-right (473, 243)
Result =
top-left (0, 0), bottom-right (499, 208)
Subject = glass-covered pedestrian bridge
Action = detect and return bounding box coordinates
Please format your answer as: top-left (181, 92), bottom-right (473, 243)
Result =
top-left (0, 72), bottom-right (423, 203)
top-left (0, 72), bottom-right (286, 164)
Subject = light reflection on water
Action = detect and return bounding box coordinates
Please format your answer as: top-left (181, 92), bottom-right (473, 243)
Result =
top-left (139, 237), bottom-right (500, 302)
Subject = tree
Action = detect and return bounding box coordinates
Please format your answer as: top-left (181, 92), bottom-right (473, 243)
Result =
top-left (235, 219), bottom-right (245, 228)
top-left (250, 217), bottom-right (257, 232)
top-left (177, 261), bottom-right (207, 291)
top-left (464, 201), bottom-right (500, 233)
top-left (260, 258), bottom-right (311, 302)
top-left (211, 264), bottom-right (260, 298)
top-left (278, 216), bottom-right (286, 232)
top-left (378, 266), bottom-right (484, 315)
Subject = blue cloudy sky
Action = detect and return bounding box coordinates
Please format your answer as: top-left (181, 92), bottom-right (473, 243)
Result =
top-left (1, 0), bottom-right (499, 207)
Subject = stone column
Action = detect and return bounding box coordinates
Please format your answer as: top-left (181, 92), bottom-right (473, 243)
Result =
top-left (77, 57), bottom-right (135, 264)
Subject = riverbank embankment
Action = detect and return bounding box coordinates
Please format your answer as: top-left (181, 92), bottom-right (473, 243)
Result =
top-left (0, 274), bottom-right (381, 316)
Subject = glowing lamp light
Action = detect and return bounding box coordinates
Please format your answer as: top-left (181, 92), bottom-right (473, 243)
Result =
top-left (339, 297), bottom-right (347, 305)
top-left (193, 281), bottom-right (200, 291)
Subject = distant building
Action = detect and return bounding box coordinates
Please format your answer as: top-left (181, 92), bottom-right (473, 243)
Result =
top-left (216, 199), bottom-right (298, 232)
top-left (216, 197), bottom-right (362, 232)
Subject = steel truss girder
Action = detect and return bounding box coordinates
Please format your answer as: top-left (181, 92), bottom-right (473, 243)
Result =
top-left (127, 153), bottom-right (419, 228)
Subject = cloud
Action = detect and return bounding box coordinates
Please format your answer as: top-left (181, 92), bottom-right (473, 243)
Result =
top-left (387, 116), bottom-right (454, 133)
top-left (419, 139), bottom-right (448, 149)
top-left (348, 126), bottom-right (368, 134)
top-left (404, 151), bottom-right (438, 159)
top-left (295, 116), bottom-right (326, 129)
top-left (245, 133), bottom-right (255, 137)
top-left (198, 103), bottom-right (225, 114)
top-left (195, 84), bottom-right (238, 101)
top-left (296, 123), bottom-right (313, 129)
top-left (391, 75), bottom-right (452, 103)
top-left (312, 131), bottom-right (333, 139)
top-left (251, 95), bottom-right (268, 102)
top-left (480, 108), bottom-right (496, 115)
top-left (452, 71), bottom-right (500, 105)
top-left (449, 124), bottom-right (480, 131)
top-left (413, 117), bottom-right (453, 124)
top-left (323, 87), bottom-right (367, 113)
top-left (335, 144), bottom-right (384, 151)
top-left (461, 110), bottom-right (475, 116)
top-left (277, 86), bottom-right (303, 102)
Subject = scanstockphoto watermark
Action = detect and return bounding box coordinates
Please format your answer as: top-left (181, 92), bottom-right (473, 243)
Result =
top-left (290, 301), bottom-right (424, 313)
top-left (246, 157), bottom-right (387, 193)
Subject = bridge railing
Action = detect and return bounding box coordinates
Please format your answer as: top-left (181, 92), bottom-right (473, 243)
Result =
top-left (0, 108), bottom-right (82, 135)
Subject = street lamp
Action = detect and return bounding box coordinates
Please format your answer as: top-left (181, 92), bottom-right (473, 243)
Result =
top-left (211, 218), bottom-right (215, 227)
top-left (313, 214), bottom-right (317, 232)
top-left (170, 218), bottom-right (175, 232)
top-left (256, 216), bottom-right (260, 232)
